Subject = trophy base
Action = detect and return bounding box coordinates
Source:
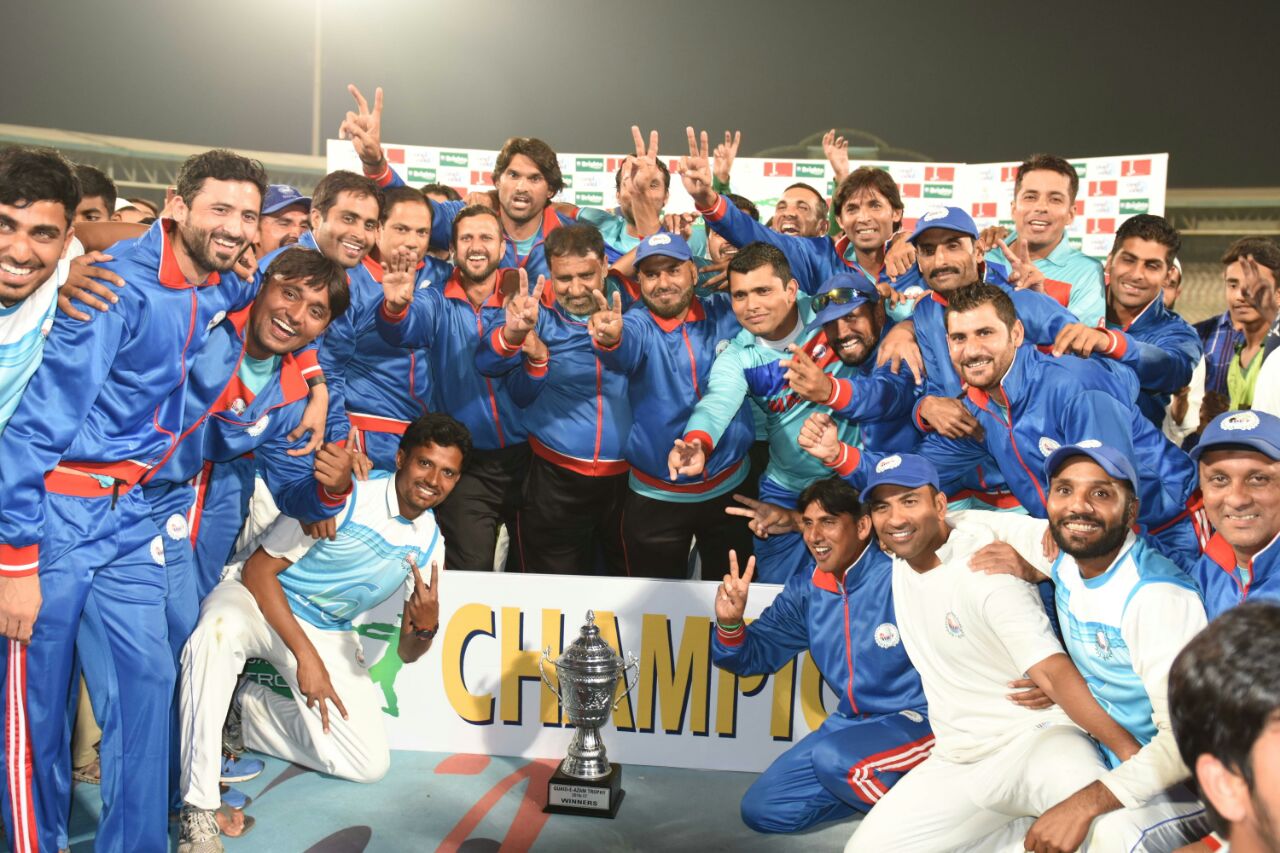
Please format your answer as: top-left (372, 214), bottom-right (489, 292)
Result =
top-left (543, 763), bottom-right (625, 818)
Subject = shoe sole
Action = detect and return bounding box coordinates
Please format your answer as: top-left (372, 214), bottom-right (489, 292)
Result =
top-left (219, 769), bottom-right (263, 784)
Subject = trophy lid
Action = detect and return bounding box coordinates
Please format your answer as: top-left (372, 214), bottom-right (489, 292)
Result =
top-left (555, 610), bottom-right (624, 675)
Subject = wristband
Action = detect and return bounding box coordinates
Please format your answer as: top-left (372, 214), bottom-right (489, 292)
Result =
top-left (716, 621), bottom-right (743, 632)
top-left (306, 375), bottom-right (327, 388)
top-left (412, 623), bottom-right (438, 641)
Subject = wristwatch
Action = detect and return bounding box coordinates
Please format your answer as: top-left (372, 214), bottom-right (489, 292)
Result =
top-left (412, 623), bottom-right (438, 641)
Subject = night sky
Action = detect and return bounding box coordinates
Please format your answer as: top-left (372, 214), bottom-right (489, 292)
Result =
top-left (4, 0), bottom-right (1277, 187)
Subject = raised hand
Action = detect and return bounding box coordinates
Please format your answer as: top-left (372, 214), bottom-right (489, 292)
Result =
top-left (1239, 254), bottom-right (1278, 318)
top-left (58, 252), bottom-right (126, 321)
top-left (1050, 322), bottom-right (1112, 359)
top-left (883, 237), bottom-right (917, 281)
top-left (997, 237), bottom-right (1045, 293)
top-left (339, 84), bottom-right (385, 173)
top-left (822, 129), bottom-right (850, 184)
top-left (404, 554), bottom-right (440, 637)
top-left (976, 225), bottom-right (1011, 254)
top-left (797, 412), bottom-right (842, 465)
top-left (714, 549), bottom-right (755, 626)
top-left (661, 212), bottom-right (698, 240)
top-left (712, 130), bottom-right (741, 187)
top-left (381, 248), bottom-right (417, 314)
top-left (588, 289), bottom-right (624, 348)
top-left (676, 127), bottom-right (715, 207)
top-left (874, 320), bottom-right (925, 385)
top-left (724, 493), bottom-right (801, 539)
top-left (781, 345), bottom-right (835, 403)
top-left (667, 437), bottom-right (707, 480)
top-left (501, 269), bottom-right (544, 346)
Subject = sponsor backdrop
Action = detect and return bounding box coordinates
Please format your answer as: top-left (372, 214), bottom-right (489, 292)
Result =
top-left (327, 140), bottom-right (1166, 260)
top-left (247, 572), bottom-right (837, 773)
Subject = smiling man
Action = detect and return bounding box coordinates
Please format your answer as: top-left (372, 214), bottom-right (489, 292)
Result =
top-left (177, 413), bottom-right (465, 853)
top-left (711, 477), bottom-right (930, 835)
top-left (254, 184), bottom-right (311, 257)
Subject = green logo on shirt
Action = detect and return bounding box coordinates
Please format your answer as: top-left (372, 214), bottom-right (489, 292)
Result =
top-left (924, 184), bottom-right (953, 199)
top-left (796, 162), bottom-right (825, 178)
top-left (576, 191), bottom-right (604, 206)
top-left (576, 157), bottom-right (605, 172)
top-left (408, 167), bottom-right (437, 183)
top-left (440, 152), bottom-right (469, 167)
top-left (1120, 198), bottom-right (1150, 214)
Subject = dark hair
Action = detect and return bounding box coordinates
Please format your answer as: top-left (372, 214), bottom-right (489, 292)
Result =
top-left (725, 193), bottom-right (759, 222)
top-left (615, 158), bottom-right (671, 192)
top-left (400, 413), bottom-right (473, 465)
top-left (1221, 237), bottom-right (1280, 281)
top-left (450, 204), bottom-right (503, 248)
top-left (175, 149), bottom-right (268, 209)
top-left (1170, 603), bottom-right (1280, 834)
top-left (128, 197), bottom-right (160, 217)
top-left (493, 137), bottom-right (564, 196)
top-left (545, 222), bottom-right (605, 263)
top-left (944, 282), bottom-right (1018, 331)
top-left (311, 170), bottom-right (382, 220)
top-left (798, 477), bottom-right (865, 519)
top-left (420, 183), bottom-right (461, 202)
top-left (1111, 214), bottom-right (1181, 263)
top-left (262, 247), bottom-right (350, 320)
top-left (728, 241), bottom-right (792, 283)
top-left (833, 167), bottom-right (904, 224)
top-left (381, 185), bottom-right (429, 225)
top-left (0, 145), bottom-right (82, 225)
top-left (784, 182), bottom-right (828, 223)
top-left (1014, 154), bottom-right (1079, 202)
top-left (74, 164), bottom-right (117, 213)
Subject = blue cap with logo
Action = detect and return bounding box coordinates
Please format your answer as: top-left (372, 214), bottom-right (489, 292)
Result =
top-left (863, 453), bottom-right (942, 498)
top-left (805, 270), bottom-right (880, 333)
top-left (1045, 440), bottom-right (1140, 490)
top-left (263, 184), bottom-right (311, 216)
top-left (1190, 410), bottom-right (1280, 463)
top-left (635, 232), bottom-right (693, 266)
top-left (907, 205), bottom-right (979, 245)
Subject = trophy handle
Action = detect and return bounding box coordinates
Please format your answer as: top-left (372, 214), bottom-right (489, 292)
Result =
top-left (539, 647), bottom-right (561, 700)
top-left (612, 653), bottom-right (640, 711)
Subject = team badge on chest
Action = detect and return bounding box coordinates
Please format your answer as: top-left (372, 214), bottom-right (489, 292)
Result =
top-left (944, 611), bottom-right (964, 638)
top-left (874, 622), bottom-right (901, 649)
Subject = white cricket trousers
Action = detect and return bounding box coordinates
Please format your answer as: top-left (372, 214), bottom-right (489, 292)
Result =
top-left (178, 579), bottom-right (389, 811)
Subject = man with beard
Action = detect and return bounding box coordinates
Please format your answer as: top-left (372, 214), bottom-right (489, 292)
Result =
top-left (475, 223), bottom-right (633, 575)
top-left (681, 127), bottom-right (923, 297)
top-left (1188, 410), bottom-right (1280, 618)
top-left (342, 85), bottom-right (576, 283)
top-left (589, 231), bottom-right (755, 579)
top-left (967, 443), bottom-right (1211, 851)
top-left (177, 414), bottom-right (463, 853)
top-left (982, 154), bottom-right (1107, 327)
top-left (0, 149), bottom-right (266, 853)
top-left (377, 206), bottom-right (535, 572)
top-left (843, 453), bottom-right (1142, 853)
top-left (1051, 215), bottom-right (1202, 428)
top-left (319, 186), bottom-right (449, 471)
top-left (667, 243), bottom-right (861, 583)
top-left (254, 184), bottom-right (311, 258)
top-left (712, 478), bottom-right (931, 834)
top-left (1170, 603), bottom-right (1280, 853)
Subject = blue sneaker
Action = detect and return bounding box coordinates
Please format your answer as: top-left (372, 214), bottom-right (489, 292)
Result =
top-left (219, 754), bottom-right (264, 784)
top-left (220, 787), bottom-right (253, 810)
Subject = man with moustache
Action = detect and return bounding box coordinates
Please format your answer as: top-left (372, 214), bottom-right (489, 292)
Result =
top-left (475, 224), bottom-right (633, 575)
top-left (377, 205), bottom-right (534, 572)
top-left (0, 149), bottom-right (267, 853)
top-left (1051, 215), bottom-right (1202, 428)
top-left (968, 443), bottom-right (1211, 851)
top-left (254, 184), bottom-right (311, 258)
top-left (841, 453), bottom-right (1143, 853)
top-left (711, 477), bottom-right (931, 834)
top-left (1188, 410), bottom-right (1280, 618)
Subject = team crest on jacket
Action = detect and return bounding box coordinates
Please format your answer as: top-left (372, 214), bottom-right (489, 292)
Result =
top-left (899, 709), bottom-right (924, 724)
top-left (150, 535), bottom-right (166, 566)
top-left (230, 398), bottom-right (248, 415)
top-left (1038, 436), bottom-right (1060, 456)
top-left (1222, 411), bottom-right (1261, 431)
top-left (944, 611), bottom-right (964, 638)
top-left (874, 622), bottom-right (900, 649)
top-left (247, 414), bottom-right (271, 437)
top-left (165, 513), bottom-right (188, 541)
top-left (206, 310), bottom-right (226, 331)
top-left (715, 339), bottom-right (730, 356)
top-left (812, 343), bottom-right (829, 362)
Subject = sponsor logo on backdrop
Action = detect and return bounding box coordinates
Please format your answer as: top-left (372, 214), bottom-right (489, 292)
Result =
top-left (386, 148), bottom-right (405, 164)
top-left (470, 170), bottom-right (494, 187)
top-left (972, 202), bottom-right (998, 218)
top-left (408, 167), bottom-right (436, 183)
top-left (1087, 218), bottom-right (1117, 234)
top-left (1088, 181), bottom-right (1118, 197)
top-left (1119, 198), bottom-right (1150, 214)
top-left (474, 152), bottom-right (496, 170)
top-left (1000, 166), bottom-right (1018, 182)
top-left (893, 164), bottom-right (923, 182)
top-left (761, 161), bottom-right (791, 177)
top-left (901, 183), bottom-right (921, 198)
top-left (576, 191), bottom-right (604, 206)
top-left (1121, 158), bottom-right (1152, 177)
top-left (925, 166), bottom-right (955, 182)
top-left (440, 152), bottom-right (468, 168)
top-left (1068, 237), bottom-right (1084, 251)
top-left (924, 184), bottom-right (954, 199)
top-left (576, 157), bottom-right (604, 172)
top-left (562, 174), bottom-right (574, 188)
top-left (1121, 179), bottom-right (1148, 196)
top-left (1071, 161), bottom-right (1087, 177)
top-left (977, 166), bottom-right (998, 182)
top-left (1075, 200), bottom-right (1086, 215)
top-left (796, 162), bottom-right (825, 178)
top-left (1089, 161), bottom-right (1117, 178)
top-left (1090, 198), bottom-right (1119, 216)
top-left (406, 149), bottom-right (433, 166)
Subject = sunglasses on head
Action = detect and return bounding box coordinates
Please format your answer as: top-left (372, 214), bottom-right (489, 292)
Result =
top-left (812, 288), bottom-right (870, 312)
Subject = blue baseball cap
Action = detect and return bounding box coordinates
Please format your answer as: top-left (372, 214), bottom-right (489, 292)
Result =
top-left (805, 270), bottom-right (880, 333)
top-left (1045, 441), bottom-right (1139, 490)
top-left (635, 232), bottom-right (693, 267)
top-left (863, 453), bottom-right (942, 499)
top-left (907, 206), bottom-right (979, 245)
top-left (263, 184), bottom-right (311, 216)
top-left (1190, 410), bottom-right (1280, 463)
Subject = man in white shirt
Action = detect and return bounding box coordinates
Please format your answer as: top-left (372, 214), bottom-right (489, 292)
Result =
top-left (845, 453), bottom-right (1140, 853)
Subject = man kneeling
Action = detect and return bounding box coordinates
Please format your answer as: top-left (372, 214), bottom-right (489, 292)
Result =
top-left (177, 413), bottom-right (469, 852)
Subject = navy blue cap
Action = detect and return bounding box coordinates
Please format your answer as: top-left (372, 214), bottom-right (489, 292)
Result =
top-left (1045, 440), bottom-right (1139, 490)
top-left (635, 232), bottom-right (693, 266)
top-left (805, 270), bottom-right (880, 333)
top-left (1191, 410), bottom-right (1280, 463)
top-left (907, 206), bottom-right (979, 244)
top-left (263, 184), bottom-right (311, 216)
top-left (863, 453), bottom-right (942, 498)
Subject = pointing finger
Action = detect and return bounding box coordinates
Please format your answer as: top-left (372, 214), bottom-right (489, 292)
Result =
top-left (429, 560), bottom-right (439, 596)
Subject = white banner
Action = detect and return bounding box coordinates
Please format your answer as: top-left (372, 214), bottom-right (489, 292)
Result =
top-left (248, 573), bottom-right (833, 773)
top-left (327, 141), bottom-right (1167, 260)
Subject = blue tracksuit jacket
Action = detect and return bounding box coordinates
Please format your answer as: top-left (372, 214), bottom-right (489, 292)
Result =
top-left (1195, 532), bottom-right (1280, 619)
top-left (1101, 296), bottom-right (1203, 427)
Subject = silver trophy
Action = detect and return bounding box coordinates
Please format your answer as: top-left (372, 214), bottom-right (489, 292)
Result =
top-left (539, 610), bottom-right (639, 817)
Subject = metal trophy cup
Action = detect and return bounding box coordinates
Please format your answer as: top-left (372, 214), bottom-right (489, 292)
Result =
top-left (539, 610), bottom-right (639, 818)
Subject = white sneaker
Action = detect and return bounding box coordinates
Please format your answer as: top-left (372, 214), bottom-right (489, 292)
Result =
top-left (177, 805), bottom-right (224, 853)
